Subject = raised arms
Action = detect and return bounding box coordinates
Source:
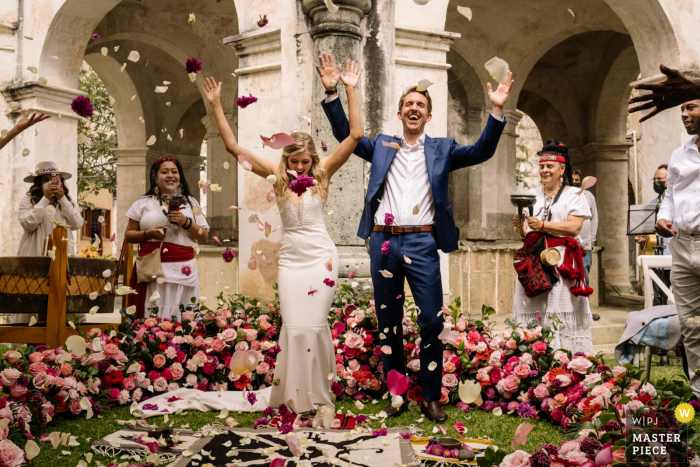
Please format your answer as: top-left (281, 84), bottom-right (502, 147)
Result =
top-left (202, 78), bottom-right (278, 179)
top-left (319, 60), bottom-right (363, 179)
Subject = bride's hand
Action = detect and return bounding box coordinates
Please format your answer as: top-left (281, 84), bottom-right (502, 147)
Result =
top-left (202, 77), bottom-right (222, 104)
top-left (340, 60), bottom-right (363, 89)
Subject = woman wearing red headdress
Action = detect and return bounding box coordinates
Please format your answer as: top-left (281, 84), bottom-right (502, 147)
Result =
top-left (124, 156), bottom-right (208, 320)
top-left (512, 140), bottom-right (593, 352)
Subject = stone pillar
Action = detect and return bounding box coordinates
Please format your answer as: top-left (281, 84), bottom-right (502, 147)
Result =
top-left (582, 142), bottom-right (633, 291)
top-left (301, 0), bottom-right (372, 279)
top-left (113, 147), bottom-right (149, 252)
top-left (0, 81), bottom-right (85, 256)
top-left (202, 114), bottom-right (238, 242)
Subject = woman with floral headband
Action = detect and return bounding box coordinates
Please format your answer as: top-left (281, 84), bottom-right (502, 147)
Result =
top-left (202, 59), bottom-right (363, 416)
top-left (512, 140), bottom-right (594, 352)
top-left (124, 156), bottom-right (208, 320)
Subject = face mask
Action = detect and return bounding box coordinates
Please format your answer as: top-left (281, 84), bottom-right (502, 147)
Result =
top-left (572, 183), bottom-right (581, 188)
top-left (653, 181), bottom-right (666, 195)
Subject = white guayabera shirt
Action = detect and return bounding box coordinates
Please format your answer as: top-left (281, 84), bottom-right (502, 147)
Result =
top-left (17, 194), bottom-right (83, 256)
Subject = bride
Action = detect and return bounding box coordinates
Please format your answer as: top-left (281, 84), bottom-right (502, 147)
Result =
top-left (201, 61), bottom-right (363, 415)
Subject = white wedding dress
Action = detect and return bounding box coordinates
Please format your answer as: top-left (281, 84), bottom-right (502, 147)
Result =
top-left (269, 189), bottom-right (338, 413)
top-left (134, 189), bottom-right (337, 417)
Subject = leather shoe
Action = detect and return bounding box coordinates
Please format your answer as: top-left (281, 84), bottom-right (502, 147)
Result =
top-left (384, 399), bottom-right (409, 417)
top-left (421, 401), bottom-right (448, 424)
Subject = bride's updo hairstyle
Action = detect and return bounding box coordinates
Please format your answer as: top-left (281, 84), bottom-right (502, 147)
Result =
top-left (538, 139), bottom-right (574, 186)
top-left (275, 132), bottom-right (329, 200)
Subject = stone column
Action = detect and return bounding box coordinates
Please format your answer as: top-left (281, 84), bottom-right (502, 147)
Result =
top-left (301, 0), bottom-right (372, 279)
top-left (113, 147), bottom-right (149, 252)
top-left (202, 114), bottom-right (238, 242)
top-left (582, 142), bottom-right (633, 291)
top-left (0, 81), bottom-right (85, 256)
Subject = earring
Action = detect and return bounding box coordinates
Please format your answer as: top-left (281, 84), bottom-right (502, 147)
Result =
top-left (559, 176), bottom-right (563, 183)
top-left (154, 186), bottom-right (160, 196)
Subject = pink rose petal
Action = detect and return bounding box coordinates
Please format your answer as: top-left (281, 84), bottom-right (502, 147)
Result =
top-left (325, 259), bottom-right (333, 272)
top-left (381, 345), bottom-right (392, 355)
top-left (260, 133), bottom-right (296, 150)
top-left (248, 256), bottom-right (257, 270)
top-left (270, 459), bottom-right (286, 467)
top-left (382, 140), bottom-right (401, 150)
top-left (239, 154), bottom-right (253, 171)
top-left (439, 426), bottom-right (446, 435)
top-left (333, 322), bottom-right (346, 334)
top-left (264, 221), bottom-right (272, 238)
top-left (285, 433), bottom-right (302, 457)
top-left (267, 188), bottom-right (276, 203)
top-left (386, 369), bottom-right (408, 396)
top-left (568, 8), bottom-right (575, 16)
top-left (257, 220), bottom-right (264, 231)
top-left (213, 236), bottom-right (221, 245)
top-left (110, 232), bottom-right (116, 242)
top-left (287, 170), bottom-right (298, 178)
top-left (229, 205), bottom-right (243, 210)
top-left (595, 442), bottom-right (613, 466)
top-left (261, 252), bottom-right (269, 262)
top-left (511, 422), bottom-right (535, 448)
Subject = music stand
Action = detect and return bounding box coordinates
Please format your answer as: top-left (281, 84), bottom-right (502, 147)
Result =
top-left (628, 204), bottom-right (658, 236)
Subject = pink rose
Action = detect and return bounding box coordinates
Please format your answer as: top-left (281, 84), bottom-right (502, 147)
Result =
top-left (160, 321), bottom-right (173, 331)
top-left (558, 441), bottom-right (580, 456)
top-left (628, 379), bottom-right (642, 391)
top-left (182, 311), bottom-right (196, 322)
top-left (442, 373), bottom-right (458, 388)
top-left (534, 383), bottom-right (549, 400)
top-left (103, 343), bottom-right (119, 359)
top-left (513, 363), bottom-right (531, 378)
top-left (243, 329), bottom-right (258, 342)
top-left (152, 355), bottom-right (167, 368)
top-left (2, 352), bottom-right (20, 365)
top-left (170, 364), bottom-right (185, 380)
top-left (488, 350), bottom-right (503, 368)
top-left (154, 377), bottom-right (168, 392)
top-left (555, 351), bottom-right (570, 365)
top-left (256, 362), bottom-right (270, 375)
top-left (407, 359), bottom-right (420, 372)
top-left (439, 387), bottom-right (450, 405)
top-left (250, 340), bottom-right (262, 351)
top-left (70, 398), bottom-right (82, 415)
top-left (29, 362), bottom-right (47, 377)
top-left (612, 449), bottom-right (625, 462)
top-left (336, 363), bottom-right (345, 377)
top-left (0, 439), bottom-right (25, 467)
top-left (554, 393), bottom-right (568, 407)
top-left (221, 329), bottom-right (237, 342)
top-left (476, 367), bottom-right (492, 383)
top-left (235, 341), bottom-right (249, 352)
top-left (40, 401), bottom-right (54, 418)
top-left (565, 450), bottom-right (587, 464)
top-left (344, 332), bottom-right (364, 349)
top-left (33, 372), bottom-right (47, 389)
top-left (443, 361), bottom-right (456, 373)
top-left (168, 383), bottom-right (180, 392)
top-left (215, 317), bottom-right (227, 329)
top-left (144, 318), bottom-right (157, 328)
top-left (1, 369), bottom-right (20, 387)
top-left (520, 353), bottom-right (533, 364)
top-left (122, 376), bottom-right (136, 391)
top-left (506, 339), bottom-right (517, 350)
top-left (348, 359), bottom-right (361, 372)
top-left (502, 375), bottom-right (520, 393)
top-left (568, 357), bottom-right (592, 374)
top-left (59, 363), bottom-right (72, 376)
top-left (501, 450), bottom-right (531, 467)
top-left (211, 338), bottom-right (226, 353)
top-left (455, 319), bottom-right (467, 332)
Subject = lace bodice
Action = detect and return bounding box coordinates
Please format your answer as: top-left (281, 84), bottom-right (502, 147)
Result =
top-left (277, 190), bottom-right (327, 229)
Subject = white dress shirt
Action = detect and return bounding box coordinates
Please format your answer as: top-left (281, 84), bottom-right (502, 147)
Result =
top-left (375, 133), bottom-right (435, 226)
top-left (658, 135), bottom-right (700, 233)
top-left (578, 190), bottom-right (598, 250)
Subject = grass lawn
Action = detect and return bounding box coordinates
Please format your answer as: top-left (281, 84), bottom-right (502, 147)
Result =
top-left (14, 350), bottom-right (700, 467)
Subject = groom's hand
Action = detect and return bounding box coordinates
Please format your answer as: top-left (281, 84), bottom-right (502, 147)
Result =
top-left (316, 53), bottom-right (342, 96)
top-left (487, 71), bottom-right (514, 118)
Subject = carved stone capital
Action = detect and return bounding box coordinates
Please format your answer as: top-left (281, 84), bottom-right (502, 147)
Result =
top-left (301, 0), bottom-right (372, 41)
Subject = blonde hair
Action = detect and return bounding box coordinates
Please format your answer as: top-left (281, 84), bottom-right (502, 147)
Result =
top-left (274, 132), bottom-right (328, 201)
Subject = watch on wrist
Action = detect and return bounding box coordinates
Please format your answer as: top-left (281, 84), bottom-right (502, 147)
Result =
top-left (325, 89), bottom-right (337, 95)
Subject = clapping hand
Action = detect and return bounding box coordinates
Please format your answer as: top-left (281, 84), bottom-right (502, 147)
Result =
top-left (202, 77), bottom-right (222, 104)
top-left (315, 54), bottom-right (342, 91)
top-left (487, 71), bottom-right (514, 110)
top-left (340, 60), bottom-right (363, 89)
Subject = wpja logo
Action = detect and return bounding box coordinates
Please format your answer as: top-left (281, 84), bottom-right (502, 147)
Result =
top-left (625, 406), bottom-right (692, 466)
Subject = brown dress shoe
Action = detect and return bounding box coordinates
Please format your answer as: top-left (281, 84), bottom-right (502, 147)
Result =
top-left (384, 399), bottom-right (409, 417)
top-left (421, 401), bottom-right (448, 423)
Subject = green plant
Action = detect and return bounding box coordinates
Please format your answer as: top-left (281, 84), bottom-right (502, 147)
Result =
top-left (76, 68), bottom-right (117, 208)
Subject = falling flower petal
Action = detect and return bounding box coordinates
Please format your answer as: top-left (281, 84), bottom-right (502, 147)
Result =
top-left (270, 459), bottom-right (286, 467)
top-left (230, 350), bottom-right (259, 375)
top-left (155, 86), bottom-right (168, 93)
top-left (89, 306), bottom-right (99, 315)
top-left (45, 205), bottom-right (56, 215)
top-left (568, 8), bottom-right (575, 17)
top-left (116, 286), bottom-right (136, 295)
top-left (66, 335), bottom-right (87, 356)
top-left (89, 291), bottom-right (98, 300)
top-left (47, 246), bottom-right (56, 261)
top-left (239, 154), bottom-right (253, 171)
top-left (381, 346), bottom-right (392, 355)
top-left (458, 379), bottom-right (481, 404)
top-left (595, 442), bottom-right (613, 466)
top-left (511, 423), bottom-right (535, 448)
top-left (248, 256), bottom-right (257, 270)
top-left (128, 51), bottom-right (140, 62)
top-left (188, 13), bottom-right (196, 24)
top-left (577, 176), bottom-right (597, 195)
top-left (237, 94), bottom-right (258, 109)
top-left (102, 268), bottom-right (111, 278)
top-left (382, 140), bottom-right (401, 150)
top-left (110, 232), bottom-right (116, 242)
top-left (379, 270), bottom-right (393, 278)
top-left (77, 133), bottom-right (90, 144)
top-left (120, 63), bottom-right (127, 72)
top-left (27, 66), bottom-right (38, 74)
top-left (213, 236), bottom-right (221, 245)
top-left (146, 135), bottom-right (156, 146)
top-left (261, 252), bottom-right (269, 262)
top-left (192, 205), bottom-right (202, 216)
top-left (149, 290), bottom-right (160, 302)
top-left (265, 221), bottom-right (272, 238)
top-left (308, 288), bottom-right (318, 296)
top-left (485, 56), bottom-right (509, 84)
top-left (29, 316), bottom-right (37, 326)
top-left (416, 79), bottom-right (433, 92)
top-left (101, 47), bottom-right (108, 56)
top-left (457, 6), bottom-right (473, 20)
top-left (260, 133), bottom-right (296, 150)
top-left (387, 370), bottom-right (408, 395)
top-left (413, 0), bottom-right (431, 4)
top-left (427, 361), bottom-right (437, 371)
top-left (324, 259), bottom-right (333, 271)
top-left (22, 148), bottom-right (30, 157)
top-left (223, 161), bottom-right (230, 170)
top-left (228, 205), bottom-right (242, 210)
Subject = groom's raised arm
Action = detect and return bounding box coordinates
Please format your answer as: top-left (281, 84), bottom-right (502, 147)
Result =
top-left (448, 114), bottom-right (506, 171)
top-left (321, 97), bottom-right (375, 163)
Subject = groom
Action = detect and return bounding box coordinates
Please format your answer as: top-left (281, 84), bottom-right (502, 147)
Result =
top-left (317, 54), bottom-right (512, 423)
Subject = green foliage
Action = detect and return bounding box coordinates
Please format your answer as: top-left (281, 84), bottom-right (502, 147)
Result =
top-left (76, 68), bottom-right (117, 207)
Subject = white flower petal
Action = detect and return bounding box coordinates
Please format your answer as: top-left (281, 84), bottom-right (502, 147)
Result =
top-left (155, 86), bottom-right (168, 93)
top-left (102, 268), bottom-right (111, 278)
top-left (427, 361), bottom-right (437, 371)
top-left (324, 0), bottom-right (339, 13)
top-left (66, 335), bottom-right (87, 356)
top-left (89, 291), bottom-right (98, 300)
top-left (266, 175), bottom-right (277, 185)
top-left (485, 56), bottom-right (509, 84)
top-left (27, 66), bottom-right (38, 74)
top-left (416, 79), bottom-right (433, 92)
top-left (146, 135), bottom-right (156, 146)
top-left (45, 205), bottom-right (56, 215)
top-left (101, 47), bottom-right (108, 56)
top-left (120, 63), bottom-right (127, 72)
top-left (25, 440), bottom-right (40, 460)
top-left (28, 316), bottom-right (37, 326)
top-left (188, 13), bottom-right (196, 24)
top-left (77, 134), bottom-right (89, 144)
top-left (22, 148), bottom-right (30, 157)
top-left (379, 270), bottom-right (393, 278)
top-left (457, 6), bottom-right (473, 20)
top-left (89, 306), bottom-right (99, 315)
top-left (127, 50), bottom-right (140, 62)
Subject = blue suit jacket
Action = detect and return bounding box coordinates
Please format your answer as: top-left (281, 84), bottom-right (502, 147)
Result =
top-left (321, 98), bottom-right (506, 253)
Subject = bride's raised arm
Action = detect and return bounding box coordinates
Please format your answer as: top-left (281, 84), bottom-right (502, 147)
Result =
top-left (320, 60), bottom-right (363, 179)
top-left (202, 77), bottom-right (278, 179)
